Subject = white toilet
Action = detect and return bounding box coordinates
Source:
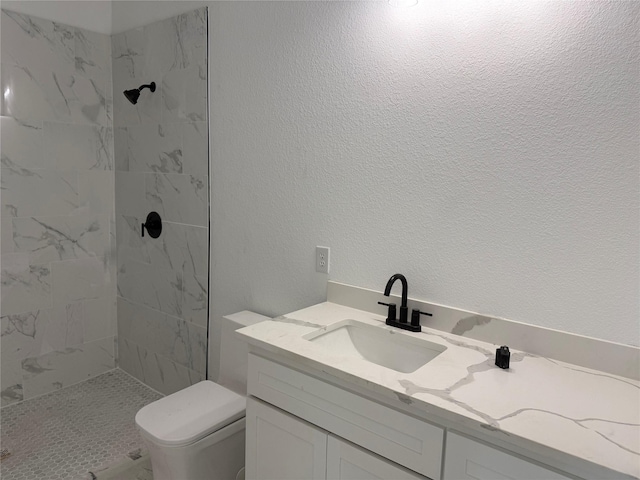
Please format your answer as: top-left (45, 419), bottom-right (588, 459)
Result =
top-left (135, 311), bottom-right (269, 480)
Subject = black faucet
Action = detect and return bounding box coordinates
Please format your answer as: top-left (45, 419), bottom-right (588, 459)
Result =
top-left (385, 273), bottom-right (409, 323)
top-left (378, 273), bottom-right (432, 332)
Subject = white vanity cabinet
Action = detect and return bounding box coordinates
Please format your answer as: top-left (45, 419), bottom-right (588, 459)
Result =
top-left (246, 397), bottom-right (327, 480)
top-left (443, 432), bottom-right (573, 480)
top-left (246, 397), bottom-right (424, 480)
top-left (246, 353), bottom-right (579, 480)
top-left (326, 434), bottom-right (424, 480)
top-left (246, 354), bottom-right (443, 479)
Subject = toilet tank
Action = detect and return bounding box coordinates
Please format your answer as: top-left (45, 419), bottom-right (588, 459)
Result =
top-left (218, 311), bottom-right (270, 395)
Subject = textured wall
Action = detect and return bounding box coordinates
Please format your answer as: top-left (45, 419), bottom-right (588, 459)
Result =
top-left (112, 7), bottom-right (209, 395)
top-left (1, 10), bottom-right (116, 406)
top-left (208, 1), bottom-right (639, 377)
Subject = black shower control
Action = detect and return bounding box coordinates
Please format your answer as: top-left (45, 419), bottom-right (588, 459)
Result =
top-left (141, 211), bottom-right (162, 239)
top-left (495, 345), bottom-right (510, 369)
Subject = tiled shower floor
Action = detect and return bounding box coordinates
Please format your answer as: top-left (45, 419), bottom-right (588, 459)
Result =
top-left (0, 369), bottom-right (162, 480)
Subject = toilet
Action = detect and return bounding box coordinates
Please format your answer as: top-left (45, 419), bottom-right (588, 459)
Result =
top-left (135, 311), bottom-right (269, 480)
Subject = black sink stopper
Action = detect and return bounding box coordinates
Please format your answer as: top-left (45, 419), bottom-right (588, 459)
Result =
top-left (495, 346), bottom-right (510, 369)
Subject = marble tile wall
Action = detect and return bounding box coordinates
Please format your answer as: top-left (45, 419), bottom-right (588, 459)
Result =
top-left (1, 10), bottom-right (116, 406)
top-left (112, 8), bottom-right (209, 395)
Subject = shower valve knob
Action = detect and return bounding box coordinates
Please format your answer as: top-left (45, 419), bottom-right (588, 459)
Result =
top-left (141, 211), bottom-right (162, 239)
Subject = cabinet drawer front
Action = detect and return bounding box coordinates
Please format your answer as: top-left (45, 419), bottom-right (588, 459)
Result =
top-left (444, 432), bottom-right (573, 480)
top-left (327, 435), bottom-right (426, 480)
top-left (248, 354), bottom-right (443, 480)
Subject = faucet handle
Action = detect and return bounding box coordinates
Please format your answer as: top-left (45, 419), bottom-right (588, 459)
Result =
top-left (411, 308), bottom-right (432, 327)
top-left (378, 302), bottom-right (397, 322)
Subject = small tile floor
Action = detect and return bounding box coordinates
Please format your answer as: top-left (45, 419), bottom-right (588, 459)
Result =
top-left (0, 368), bottom-right (162, 480)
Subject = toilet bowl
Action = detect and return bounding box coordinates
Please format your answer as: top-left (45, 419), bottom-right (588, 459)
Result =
top-left (135, 311), bottom-right (269, 480)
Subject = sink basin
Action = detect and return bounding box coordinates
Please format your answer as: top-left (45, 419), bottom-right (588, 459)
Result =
top-left (304, 320), bottom-right (446, 373)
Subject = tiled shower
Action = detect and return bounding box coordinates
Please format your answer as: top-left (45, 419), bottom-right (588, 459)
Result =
top-left (1, 10), bottom-right (117, 406)
top-left (113, 7), bottom-right (209, 395)
top-left (1, 6), bottom-right (209, 477)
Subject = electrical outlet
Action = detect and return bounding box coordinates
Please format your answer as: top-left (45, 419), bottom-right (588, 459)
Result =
top-left (316, 246), bottom-right (330, 274)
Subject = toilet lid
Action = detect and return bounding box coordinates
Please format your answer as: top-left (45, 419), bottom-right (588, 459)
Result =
top-left (135, 380), bottom-right (246, 447)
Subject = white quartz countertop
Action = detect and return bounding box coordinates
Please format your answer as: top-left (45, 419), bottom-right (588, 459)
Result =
top-left (237, 302), bottom-right (640, 480)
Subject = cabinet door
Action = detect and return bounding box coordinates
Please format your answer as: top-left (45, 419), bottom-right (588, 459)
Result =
top-left (327, 435), bottom-right (426, 480)
top-left (246, 397), bottom-right (327, 480)
top-left (444, 432), bottom-right (573, 480)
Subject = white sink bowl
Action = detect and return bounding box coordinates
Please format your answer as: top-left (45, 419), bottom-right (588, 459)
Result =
top-left (304, 320), bottom-right (446, 373)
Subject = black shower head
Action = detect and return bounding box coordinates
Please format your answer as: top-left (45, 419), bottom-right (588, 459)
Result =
top-left (123, 82), bottom-right (156, 105)
top-left (123, 88), bottom-right (140, 105)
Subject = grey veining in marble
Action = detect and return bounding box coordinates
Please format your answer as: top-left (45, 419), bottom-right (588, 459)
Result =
top-left (44, 122), bottom-right (113, 170)
top-left (75, 26), bottom-right (110, 80)
top-left (162, 65), bottom-right (207, 123)
top-left (21, 336), bottom-right (115, 399)
top-left (1, 254), bottom-right (52, 316)
top-left (142, 221), bottom-right (208, 276)
top-left (118, 337), bottom-right (204, 396)
top-left (12, 214), bottom-right (109, 264)
top-left (51, 256), bottom-right (112, 307)
top-left (272, 315), bottom-right (325, 329)
top-left (238, 301), bottom-right (640, 480)
top-left (43, 302), bottom-right (85, 353)
top-left (1, 165), bottom-right (79, 218)
top-left (112, 27), bottom-right (145, 80)
top-left (177, 8), bottom-right (207, 72)
top-left (0, 364), bottom-right (24, 405)
top-left (2, 214), bottom-right (14, 254)
top-left (116, 214), bottom-right (150, 268)
top-left (1, 10), bottom-right (76, 75)
top-left (2, 58), bottom-right (109, 125)
top-left (327, 281), bottom-right (640, 381)
top-left (118, 298), bottom-right (206, 373)
top-left (182, 273), bottom-right (208, 328)
top-left (112, 7), bottom-right (209, 393)
top-left (117, 260), bottom-right (182, 317)
top-left (0, 117), bottom-right (44, 169)
top-left (126, 123), bottom-right (183, 173)
top-left (1, 309), bottom-right (50, 363)
top-left (2, 10), bottom-right (112, 126)
top-left (118, 294), bottom-right (207, 374)
top-left (1, 9), bottom-right (115, 405)
top-left (145, 172), bottom-right (208, 227)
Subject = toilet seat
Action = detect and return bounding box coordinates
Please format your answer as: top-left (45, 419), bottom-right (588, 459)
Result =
top-left (135, 380), bottom-right (246, 448)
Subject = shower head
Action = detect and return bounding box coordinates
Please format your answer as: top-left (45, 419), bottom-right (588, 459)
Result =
top-left (123, 82), bottom-right (156, 105)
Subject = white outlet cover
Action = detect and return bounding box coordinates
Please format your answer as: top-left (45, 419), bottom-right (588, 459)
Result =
top-left (316, 246), bottom-right (330, 274)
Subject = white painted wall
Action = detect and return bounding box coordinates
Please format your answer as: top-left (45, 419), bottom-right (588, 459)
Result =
top-left (207, 0), bottom-right (638, 377)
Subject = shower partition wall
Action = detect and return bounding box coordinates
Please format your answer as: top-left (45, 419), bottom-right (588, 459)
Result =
top-left (1, 6), bottom-right (210, 405)
top-left (112, 8), bottom-right (210, 395)
top-left (0, 10), bottom-right (116, 407)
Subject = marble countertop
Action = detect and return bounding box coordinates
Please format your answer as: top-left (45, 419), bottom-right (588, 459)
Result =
top-left (237, 302), bottom-right (640, 480)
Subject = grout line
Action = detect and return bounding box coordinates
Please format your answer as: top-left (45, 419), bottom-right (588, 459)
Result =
top-left (1, 367), bottom-right (120, 411)
top-left (116, 367), bottom-right (165, 397)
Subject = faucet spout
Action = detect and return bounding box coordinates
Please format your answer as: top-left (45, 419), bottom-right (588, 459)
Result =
top-left (384, 273), bottom-right (408, 323)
